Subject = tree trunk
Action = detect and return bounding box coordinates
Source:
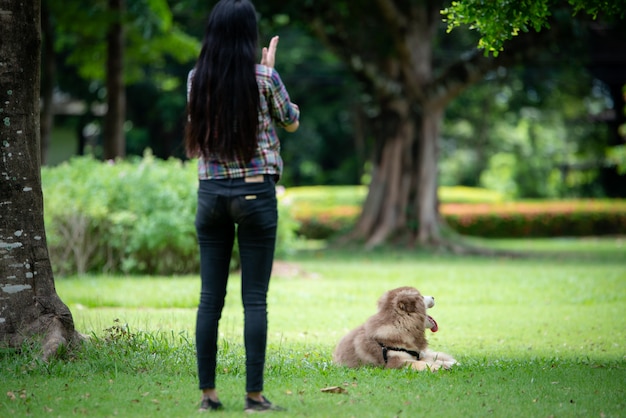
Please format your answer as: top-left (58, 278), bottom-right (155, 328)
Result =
top-left (0, 0), bottom-right (82, 360)
top-left (40, 1), bottom-right (55, 165)
top-left (351, 99), bottom-right (445, 248)
top-left (416, 106), bottom-right (444, 245)
top-left (352, 98), bottom-right (416, 247)
top-left (350, 1), bottom-right (444, 247)
top-left (103, 0), bottom-right (126, 160)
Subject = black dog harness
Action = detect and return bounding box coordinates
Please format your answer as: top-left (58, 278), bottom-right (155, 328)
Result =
top-left (378, 342), bottom-right (420, 364)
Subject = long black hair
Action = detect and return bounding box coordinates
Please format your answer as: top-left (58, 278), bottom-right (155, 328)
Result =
top-left (185, 0), bottom-right (260, 162)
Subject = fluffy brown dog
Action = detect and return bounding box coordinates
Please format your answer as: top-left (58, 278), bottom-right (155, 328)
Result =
top-left (333, 286), bottom-right (457, 371)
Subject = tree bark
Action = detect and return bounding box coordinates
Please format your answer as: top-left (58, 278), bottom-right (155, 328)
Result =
top-left (351, 100), bottom-right (445, 247)
top-left (40, 1), bottom-right (55, 165)
top-left (416, 106), bottom-right (443, 245)
top-left (352, 98), bottom-right (416, 247)
top-left (103, 0), bottom-right (126, 160)
top-left (348, 1), bottom-right (445, 247)
top-left (0, 0), bottom-right (82, 360)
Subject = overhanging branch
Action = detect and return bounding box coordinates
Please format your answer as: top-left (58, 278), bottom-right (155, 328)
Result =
top-left (427, 23), bottom-right (570, 107)
top-left (310, 17), bottom-right (402, 100)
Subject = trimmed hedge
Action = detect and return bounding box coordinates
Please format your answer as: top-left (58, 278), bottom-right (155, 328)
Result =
top-left (284, 185), bottom-right (509, 239)
top-left (284, 187), bottom-right (626, 239)
top-left (443, 201), bottom-right (626, 238)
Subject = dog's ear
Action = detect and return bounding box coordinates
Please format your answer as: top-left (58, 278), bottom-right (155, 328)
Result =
top-left (397, 296), bottom-right (418, 313)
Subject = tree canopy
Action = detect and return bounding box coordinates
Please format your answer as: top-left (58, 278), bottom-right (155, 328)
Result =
top-left (443, 0), bottom-right (626, 54)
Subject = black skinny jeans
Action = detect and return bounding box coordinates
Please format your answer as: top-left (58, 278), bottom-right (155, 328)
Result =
top-left (195, 175), bottom-right (277, 393)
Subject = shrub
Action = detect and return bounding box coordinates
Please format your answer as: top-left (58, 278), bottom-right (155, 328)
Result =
top-left (283, 186), bottom-right (626, 239)
top-left (292, 206), bottom-right (360, 239)
top-left (443, 200), bottom-right (626, 238)
top-left (285, 185), bottom-right (507, 239)
top-left (42, 153), bottom-right (300, 276)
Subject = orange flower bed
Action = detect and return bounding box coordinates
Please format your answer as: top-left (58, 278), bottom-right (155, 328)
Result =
top-left (293, 200), bottom-right (626, 239)
top-left (443, 200), bottom-right (626, 238)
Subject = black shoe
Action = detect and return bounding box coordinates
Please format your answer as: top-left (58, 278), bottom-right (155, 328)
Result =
top-left (244, 396), bottom-right (285, 413)
top-left (199, 397), bottom-right (223, 412)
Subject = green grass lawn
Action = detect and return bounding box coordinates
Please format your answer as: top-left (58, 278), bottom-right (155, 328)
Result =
top-left (1, 238), bottom-right (624, 417)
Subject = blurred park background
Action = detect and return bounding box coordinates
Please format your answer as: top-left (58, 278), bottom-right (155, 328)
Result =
top-left (7, 4), bottom-right (622, 415)
top-left (38, 0), bottom-right (626, 276)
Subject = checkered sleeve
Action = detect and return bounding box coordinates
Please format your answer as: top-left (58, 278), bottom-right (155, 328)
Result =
top-left (266, 68), bottom-right (299, 128)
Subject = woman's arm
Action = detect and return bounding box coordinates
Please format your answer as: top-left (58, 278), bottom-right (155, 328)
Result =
top-left (261, 35), bottom-right (300, 132)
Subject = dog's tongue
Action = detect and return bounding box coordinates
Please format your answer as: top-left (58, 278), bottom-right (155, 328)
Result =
top-left (428, 315), bottom-right (438, 332)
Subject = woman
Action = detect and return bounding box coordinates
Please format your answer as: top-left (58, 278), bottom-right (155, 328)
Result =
top-left (185, 0), bottom-right (299, 412)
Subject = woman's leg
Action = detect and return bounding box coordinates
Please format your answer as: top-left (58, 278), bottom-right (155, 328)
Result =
top-left (195, 187), bottom-right (234, 392)
top-left (233, 180), bottom-right (278, 394)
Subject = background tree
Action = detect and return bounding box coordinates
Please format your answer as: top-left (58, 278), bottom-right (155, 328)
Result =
top-left (42, 0), bottom-right (198, 160)
top-left (261, 1), bottom-right (546, 247)
top-left (0, 0), bottom-right (82, 359)
top-left (262, 0), bottom-right (625, 248)
top-left (444, 0), bottom-right (626, 197)
top-left (103, 0), bottom-right (126, 159)
top-left (441, 52), bottom-right (616, 199)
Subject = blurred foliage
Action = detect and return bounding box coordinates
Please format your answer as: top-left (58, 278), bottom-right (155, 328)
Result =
top-left (40, 155), bottom-right (625, 260)
top-left (444, 200), bottom-right (626, 238)
top-left (284, 185), bottom-right (507, 239)
top-left (607, 144), bottom-right (626, 175)
top-left (284, 185), bottom-right (505, 215)
top-left (47, 0), bottom-right (199, 83)
top-left (441, 63), bottom-right (613, 199)
top-left (45, 0), bottom-right (625, 199)
top-left (41, 154), bottom-right (301, 276)
top-left (443, 0), bottom-right (626, 54)
top-left (283, 186), bottom-right (626, 240)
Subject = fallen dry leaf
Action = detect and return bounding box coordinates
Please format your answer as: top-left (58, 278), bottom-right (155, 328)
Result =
top-left (320, 386), bottom-right (347, 394)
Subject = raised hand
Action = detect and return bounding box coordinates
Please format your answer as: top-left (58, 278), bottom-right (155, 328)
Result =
top-left (261, 36), bottom-right (279, 68)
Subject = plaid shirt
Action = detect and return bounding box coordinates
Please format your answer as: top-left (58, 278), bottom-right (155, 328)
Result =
top-left (187, 64), bottom-right (299, 180)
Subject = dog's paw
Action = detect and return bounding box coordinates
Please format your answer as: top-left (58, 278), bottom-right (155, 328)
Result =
top-left (411, 358), bottom-right (457, 372)
top-left (427, 363), bottom-right (443, 372)
top-left (408, 360), bottom-right (441, 372)
top-left (441, 360), bottom-right (457, 370)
